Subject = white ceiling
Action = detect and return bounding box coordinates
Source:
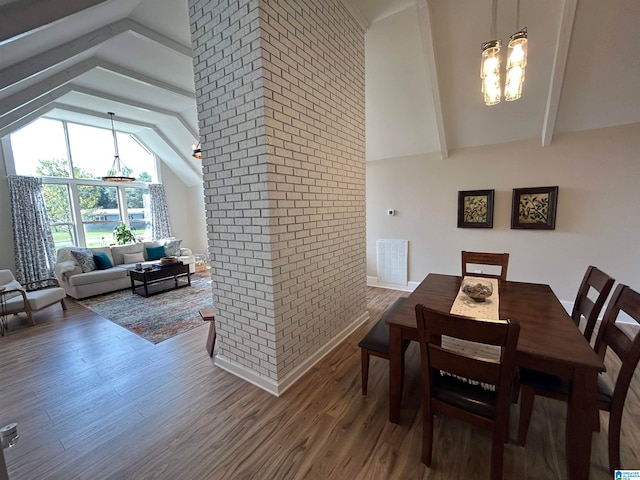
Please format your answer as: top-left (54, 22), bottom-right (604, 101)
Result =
top-left (1, 0), bottom-right (639, 172)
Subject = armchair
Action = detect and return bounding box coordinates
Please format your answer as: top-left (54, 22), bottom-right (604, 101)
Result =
top-left (0, 270), bottom-right (67, 326)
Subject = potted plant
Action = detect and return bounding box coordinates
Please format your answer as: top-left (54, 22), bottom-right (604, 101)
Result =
top-left (113, 223), bottom-right (136, 245)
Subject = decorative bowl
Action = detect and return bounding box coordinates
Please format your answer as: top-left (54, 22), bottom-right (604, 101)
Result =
top-left (160, 256), bottom-right (179, 266)
top-left (461, 279), bottom-right (493, 302)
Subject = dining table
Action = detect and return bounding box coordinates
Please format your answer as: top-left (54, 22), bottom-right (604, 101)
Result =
top-left (386, 273), bottom-right (605, 480)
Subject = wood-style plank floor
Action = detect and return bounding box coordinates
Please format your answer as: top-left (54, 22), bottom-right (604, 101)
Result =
top-left (1, 286), bottom-right (638, 479)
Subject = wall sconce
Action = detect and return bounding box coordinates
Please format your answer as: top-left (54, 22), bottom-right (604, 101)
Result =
top-left (191, 143), bottom-right (202, 159)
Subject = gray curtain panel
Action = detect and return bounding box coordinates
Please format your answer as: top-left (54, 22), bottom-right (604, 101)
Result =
top-left (148, 183), bottom-right (172, 240)
top-left (8, 175), bottom-right (57, 285)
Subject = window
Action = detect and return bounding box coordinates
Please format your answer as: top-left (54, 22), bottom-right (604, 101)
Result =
top-left (42, 184), bottom-right (75, 250)
top-left (9, 116), bottom-right (160, 248)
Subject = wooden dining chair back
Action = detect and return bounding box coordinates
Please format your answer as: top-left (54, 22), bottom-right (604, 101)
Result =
top-left (461, 251), bottom-right (510, 282)
top-left (415, 304), bottom-right (520, 480)
top-left (571, 265), bottom-right (615, 342)
top-left (517, 283), bottom-right (640, 472)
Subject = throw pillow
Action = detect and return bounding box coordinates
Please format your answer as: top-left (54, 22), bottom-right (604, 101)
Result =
top-left (123, 252), bottom-right (145, 264)
top-left (1, 279), bottom-right (24, 300)
top-left (163, 239), bottom-right (182, 257)
top-left (71, 248), bottom-right (96, 273)
top-left (146, 245), bottom-right (165, 261)
top-left (93, 252), bottom-right (114, 270)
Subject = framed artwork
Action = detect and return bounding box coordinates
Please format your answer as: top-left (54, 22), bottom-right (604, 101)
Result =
top-left (511, 186), bottom-right (559, 230)
top-left (457, 189), bottom-right (494, 228)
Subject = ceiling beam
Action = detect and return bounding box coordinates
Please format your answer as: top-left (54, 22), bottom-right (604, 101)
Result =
top-left (0, 18), bottom-right (192, 91)
top-left (541, 0), bottom-right (578, 147)
top-left (417, 0), bottom-right (448, 159)
top-left (0, 0), bottom-right (110, 45)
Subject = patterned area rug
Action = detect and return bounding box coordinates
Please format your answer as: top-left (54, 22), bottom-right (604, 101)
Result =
top-left (78, 274), bottom-right (213, 344)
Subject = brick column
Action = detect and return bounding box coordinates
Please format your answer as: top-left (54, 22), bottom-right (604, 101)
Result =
top-left (189, 0), bottom-right (366, 395)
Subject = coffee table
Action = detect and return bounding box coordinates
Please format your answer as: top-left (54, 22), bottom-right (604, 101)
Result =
top-left (130, 263), bottom-right (191, 297)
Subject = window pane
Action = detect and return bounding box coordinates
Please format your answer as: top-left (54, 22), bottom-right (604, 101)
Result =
top-left (51, 225), bottom-right (76, 249)
top-left (42, 184), bottom-right (76, 250)
top-left (10, 118), bottom-right (70, 177)
top-left (67, 123), bottom-right (157, 182)
top-left (78, 185), bottom-right (121, 247)
top-left (126, 187), bottom-right (150, 240)
top-left (67, 123), bottom-right (112, 179)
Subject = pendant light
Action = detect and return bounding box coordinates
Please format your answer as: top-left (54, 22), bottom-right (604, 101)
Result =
top-left (480, 0), bottom-right (502, 106)
top-left (480, 0), bottom-right (528, 105)
top-left (102, 112), bottom-right (135, 182)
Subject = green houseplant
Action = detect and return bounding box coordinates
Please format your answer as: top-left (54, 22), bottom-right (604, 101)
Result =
top-left (113, 223), bottom-right (136, 245)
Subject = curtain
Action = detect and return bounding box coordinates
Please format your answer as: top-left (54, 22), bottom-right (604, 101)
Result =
top-left (8, 175), bottom-right (57, 285)
top-left (148, 183), bottom-right (172, 240)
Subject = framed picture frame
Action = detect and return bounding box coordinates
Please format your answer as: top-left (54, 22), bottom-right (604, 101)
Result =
top-left (457, 189), bottom-right (495, 228)
top-left (511, 186), bottom-right (559, 230)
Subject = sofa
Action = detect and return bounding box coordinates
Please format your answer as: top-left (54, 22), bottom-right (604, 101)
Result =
top-left (54, 239), bottom-right (196, 299)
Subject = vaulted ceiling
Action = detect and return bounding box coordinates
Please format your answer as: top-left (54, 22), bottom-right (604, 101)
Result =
top-left (1, 0), bottom-right (638, 175)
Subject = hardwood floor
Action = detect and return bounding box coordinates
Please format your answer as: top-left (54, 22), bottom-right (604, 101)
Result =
top-left (1, 287), bottom-right (638, 479)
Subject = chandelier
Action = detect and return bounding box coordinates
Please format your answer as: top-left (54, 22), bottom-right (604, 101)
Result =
top-left (480, 0), bottom-right (528, 105)
top-left (102, 112), bottom-right (135, 182)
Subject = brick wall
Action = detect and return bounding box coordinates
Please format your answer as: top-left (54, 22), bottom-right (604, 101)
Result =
top-left (189, 0), bottom-right (366, 391)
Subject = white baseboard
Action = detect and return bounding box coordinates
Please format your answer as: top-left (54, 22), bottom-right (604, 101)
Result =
top-left (215, 309), bottom-right (370, 397)
top-left (367, 276), bottom-right (418, 292)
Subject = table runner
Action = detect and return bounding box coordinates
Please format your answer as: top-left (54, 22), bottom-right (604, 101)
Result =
top-left (443, 276), bottom-right (501, 384)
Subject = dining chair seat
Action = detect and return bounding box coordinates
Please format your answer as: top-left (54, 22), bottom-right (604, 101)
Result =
top-left (358, 297), bottom-right (409, 396)
top-left (518, 368), bottom-right (613, 405)
top-left (432, 373), bottom-right (497, 418)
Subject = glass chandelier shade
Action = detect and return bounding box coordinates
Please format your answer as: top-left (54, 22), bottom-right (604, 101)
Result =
top-left (481, 40), bottom-right (502, 106)
top-left (505, 28), bottom-right (528, 101)
top-left (102, 112), bottom-right (135, 182)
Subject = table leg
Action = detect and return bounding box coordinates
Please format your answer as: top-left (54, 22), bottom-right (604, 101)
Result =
top-left (389, 324), bottom-right (403, 424)
top-left (566, 368), bottom-right (597, 480)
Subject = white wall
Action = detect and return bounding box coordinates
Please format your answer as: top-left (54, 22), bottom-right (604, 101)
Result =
top-left (366, 123), bottom-right (640, 303)
top-left (160, 162), bottom-right (207, 255)
top-left (365, 5), bottom-right (440, 160)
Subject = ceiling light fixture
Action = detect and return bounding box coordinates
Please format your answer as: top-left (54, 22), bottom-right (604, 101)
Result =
top-left (481, 0), bottom-right (502, 106)
top-left (481, 0), bottom-right (527, 105)
top-left (102, 112), bottom-right (135, 182)
top-left (191, 142), bottom-right (202, 159)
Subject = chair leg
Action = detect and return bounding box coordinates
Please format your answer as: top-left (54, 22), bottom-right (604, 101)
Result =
top-left (517, 386), bottom-right (535, 446)
top-left (27, 310), bottom-right (35, 326)
top-left (608, 405), bottom-right (623, 472)
top-left (60, 298), bottom-right (67, 310)
top-left (490, 435), bottom-right (505, 480)
top-left (422, 402), bottom-right (434, 466)
top-left (361, 349), bottom-right (370, 396)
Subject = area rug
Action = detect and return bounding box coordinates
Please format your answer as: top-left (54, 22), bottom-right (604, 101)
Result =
top-left (78, 274), bottom-right (213, 344)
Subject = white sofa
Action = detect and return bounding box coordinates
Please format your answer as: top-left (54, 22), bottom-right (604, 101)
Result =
top-left (54, 240), bottom-right (196, 299)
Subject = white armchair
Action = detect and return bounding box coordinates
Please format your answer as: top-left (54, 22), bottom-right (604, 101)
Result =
top-left (0, 270), bottom-right (67, 326)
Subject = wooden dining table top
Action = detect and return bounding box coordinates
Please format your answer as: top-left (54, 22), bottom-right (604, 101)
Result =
top-left (386, 273), bottom-right (605, 375)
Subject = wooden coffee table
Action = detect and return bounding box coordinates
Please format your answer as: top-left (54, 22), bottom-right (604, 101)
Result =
top-left (130, 263), bottom-right (191, 297)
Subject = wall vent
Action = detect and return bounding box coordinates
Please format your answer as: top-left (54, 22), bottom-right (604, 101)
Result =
top-left (376, 239), bottom-right (408, 286)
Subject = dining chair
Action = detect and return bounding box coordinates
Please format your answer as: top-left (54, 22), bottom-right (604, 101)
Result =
top-left (517, 283), bottom-right (640, 472)
top-left (415, 304), bottom-right (520, 480)
top-left (358, 297), bottom-right (409, 396)
top-left (461, 251), bottom-right (510, 282)
top-left (571, 265), bottom-right (615, 343)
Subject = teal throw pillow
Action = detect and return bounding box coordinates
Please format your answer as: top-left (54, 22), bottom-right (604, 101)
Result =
top-left (146, 245), bottom-right (166, 261)
top-left (93, 252), bottom-right (113, 270)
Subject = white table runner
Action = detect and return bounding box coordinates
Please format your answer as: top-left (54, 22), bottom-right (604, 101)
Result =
top-left (443, 276), bottom-right (501, 364)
